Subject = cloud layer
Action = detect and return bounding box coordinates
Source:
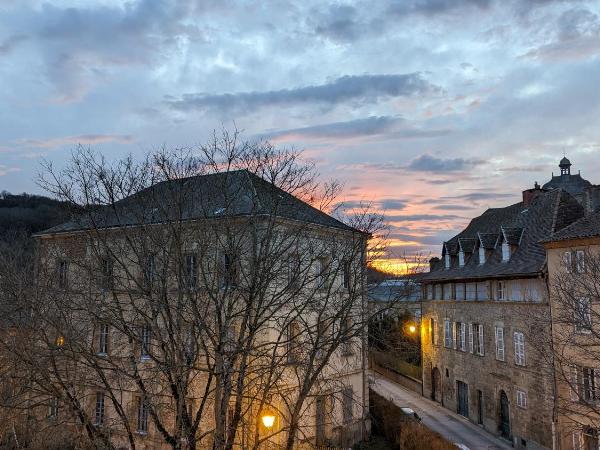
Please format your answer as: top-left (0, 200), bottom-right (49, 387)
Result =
top-left (1, 0), bottom-right (600, 270)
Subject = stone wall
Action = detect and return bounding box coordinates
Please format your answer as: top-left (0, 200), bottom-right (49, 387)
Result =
top-left (421, 299), bottom-right (554, 450)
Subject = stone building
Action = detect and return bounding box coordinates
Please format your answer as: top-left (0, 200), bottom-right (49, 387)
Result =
top-left (419, 158), bottom-right (597, 449)
top-left (543, 211), bottom-right (600, 449)
top-left (31, 169), bottom-right (369, 449)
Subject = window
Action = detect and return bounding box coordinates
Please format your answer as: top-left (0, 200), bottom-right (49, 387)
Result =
top-left (496, 281), bottom-right (507, 300)
top-left (514, 332), bottom-right (525, 366)
top-left (185, 253), bottom-right (198, 290)
top-left (434, 284), bottom-right (442, 300)
top-left (94, 392), bottom-right (105, 426)
top-left (221, 253), bottom-right (238, 288)
top-left (48, 397), bottom-right (59, 420)
top-left (576, 250), bottom-right (586, 273)
top-left (57, 259), bottom-right (68, 289)
top-left (342, 261), bottom-right (351, 289)
top-left (430, 318), bottom-right (438, 345)
top-left (443, 283), bottom-right (453, 300)
top-left (340, 317), bottom-right (353, 355)
top-left (572, 366), bottom-right (600, 403)
top-left (143, 255), bottom-right (155, 288)
top-left (315, 258), bottom-right (327, 288)
top-left (465, 283), bottom-right (477, 301)
top-left (426, 284), bottom-right (433, 300)
top-left (287, 321), bottom-right (301, 363)
top-left (98, 324), bottom-right (109, 355)
top-left (99, 257), bottom-right (113, 291)
top-left (136, 397), bottom-right (149, 433)
top-left (459, 251), bottom-right (465, 267)
top-left (472, 323), bottom-right (484, 356)
top-left (563, 251), bottom-right (572, 273)
top-left (502, 242), bottom-right (510, 262)
top-left (478, 246), bottom-right (485, 265)
top-left (287, 255), bottom-right (300, 288)
top-left (575, 297), bottom-right (592, 333)
top-left (141, 325), bottom-right (151, 360)
top-left (583, 428), bottom-right (599, 450)
top-left (444, 253), bottom-right (450, 269)
top-left (495, 326), bottom-right (505, 361)
top-left (342, 387), bottom-right (354, 424)
top-left (444, 320), bottom-right (452, 348)
top-left (516, 390), bottom-right (527, 409)
top-left (455, 283), bottom-right (465, 300)
top-left (456, 322), bottom-right (466, 351)
top-left (476, 282), bottom-right (489, 301)
top-left (55, 334), bottom-right (65, 347)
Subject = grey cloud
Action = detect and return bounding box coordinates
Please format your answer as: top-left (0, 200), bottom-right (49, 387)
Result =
top-left (262, 116), bottom-right (400, 140)
top-left (522, 8), bottom-right (600, 61)
top-left (380, 199), bottom-right (408, 210)
top-left (313, 4), bottom-right (361, 42)
top-left (0, 34), bottom-right (27, 55)
top-left (262, 116), bottom-right (451, 141)
top-left (18, 134), bottom-right (134, 149)
top-left (385, 214), bottom-right (465, 221)
top-left (167, 73), bottom-right (438, 114)
top-left (440, 192), bottom-right (516, 202)
top-left (434, 204), bottom-right (478, 210)
top-left (387, 0), bottom-right (492, 17)
top-left (407, 154), bottom-right (485, 172)
top-left (334, 197), bottom-right (407, 211)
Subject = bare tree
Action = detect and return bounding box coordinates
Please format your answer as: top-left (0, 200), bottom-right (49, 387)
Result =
top-left (530, 247), bottom-right (600, 447)
top-left (0, 130), bottom-right (389, 450)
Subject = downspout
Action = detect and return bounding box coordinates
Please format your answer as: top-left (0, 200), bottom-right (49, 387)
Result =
top-left (543, 267), bottom-right (559, 450)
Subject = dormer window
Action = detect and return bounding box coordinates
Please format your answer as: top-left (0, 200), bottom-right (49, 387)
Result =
top-left (502, 241), bottom-right (510, 262)
top-left (444, 254), bottom-right (450, 269)
top-left (478, 246), bottom-right (485, 265)
top-left (458, 251), bottom-right (465, 267)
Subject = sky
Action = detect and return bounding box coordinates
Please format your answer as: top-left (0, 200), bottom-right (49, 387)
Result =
top-left (1, 0), bottom-right (600, 271)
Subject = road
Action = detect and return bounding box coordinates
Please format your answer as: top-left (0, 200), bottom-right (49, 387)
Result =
top-left (369, 372), bottom-right (512, 450)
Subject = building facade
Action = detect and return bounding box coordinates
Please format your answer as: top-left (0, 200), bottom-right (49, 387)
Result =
top-left (544, 212), bottom-right (600, 450)
top-left (29, 169), bottom-right (370, 449)
top-left (420, 158), bottom-right (596, 449)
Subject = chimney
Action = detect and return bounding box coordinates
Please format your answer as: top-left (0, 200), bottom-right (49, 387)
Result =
top-left (522, 181), bottom-right (545, 207)
top-left (429, 257), bottom-right (440, 272)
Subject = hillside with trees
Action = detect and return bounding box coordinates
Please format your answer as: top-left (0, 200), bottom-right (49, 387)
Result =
top-left (0, 191), bottom-right (69, 237)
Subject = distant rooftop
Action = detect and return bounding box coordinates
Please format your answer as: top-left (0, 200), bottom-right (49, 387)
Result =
top-left (36, 169), bottom-right (360, 236)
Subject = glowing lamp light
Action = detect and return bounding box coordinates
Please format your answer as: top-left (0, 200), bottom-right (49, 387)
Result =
top-left (408, 325), bottom-right (417, 334)
top-left (56, 335), bottom-right (65, 347)
top-left (262, 414), bottom-right (276, 429)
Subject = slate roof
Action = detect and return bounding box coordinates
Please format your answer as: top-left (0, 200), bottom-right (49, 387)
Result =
top-left (423, 189), bottom-right (584, 282)
top-left (478, 232), bottom-right (498, 249)
top-left (542, 173), bottom-right (592, 196)
top-left (458, 237), bottom-right (477, 253)
top-left (544, 211), bottom-right (600, 242)
top-left (36, 170), bottom-right (359, 235)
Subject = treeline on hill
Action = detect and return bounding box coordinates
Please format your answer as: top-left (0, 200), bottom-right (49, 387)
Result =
top-left (0, 191), bottom-right (70, 238)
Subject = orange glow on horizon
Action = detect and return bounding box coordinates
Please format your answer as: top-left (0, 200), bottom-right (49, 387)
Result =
top-left (370, 259), bottom-right (427, 276)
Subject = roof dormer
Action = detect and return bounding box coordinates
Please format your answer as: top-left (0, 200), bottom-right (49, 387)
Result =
top-left (458, 238), bottom-right (477, 267)
top-left (500, 226), bottom-right (523, 262)
top-left (477, 232), bottom-right (498, 265)
top-left (442, 241), bottom-right (459, 270)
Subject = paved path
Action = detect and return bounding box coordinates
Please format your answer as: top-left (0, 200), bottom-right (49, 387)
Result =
top-left (369, 372), bottom-right (512, 450)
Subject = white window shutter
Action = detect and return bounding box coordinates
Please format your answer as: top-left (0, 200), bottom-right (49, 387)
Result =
top-left (564, 251), bottom-right (572, 273)
top-left (576, 250), bottom-right (585, 273)
top-left (469, 324), bottom-right (474, 353)
top-left (571, 366), bottom-right (578, 402)
top-left (495, 327), bottom-right (505, 361)
top-left (478, 324), bottom-right (484, 356)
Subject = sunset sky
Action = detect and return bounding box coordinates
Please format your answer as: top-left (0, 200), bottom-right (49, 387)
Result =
top-left (2, 0), bottom-right (600, 269)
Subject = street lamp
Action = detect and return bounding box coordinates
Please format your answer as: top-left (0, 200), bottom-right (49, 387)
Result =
top-left (408, 324), bottom-right (416, 334)
top-left (262, 414), bottom-right (276, 429)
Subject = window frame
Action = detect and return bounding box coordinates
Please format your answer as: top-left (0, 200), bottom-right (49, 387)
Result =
top-left (495, 326), bottom-right (505, 361)
top-left (514, 331), bottom-right (526, 366)
top-left (98, 323), bottom-right (109, 356)
top-left (94, 392), bottom-right (105, 426)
